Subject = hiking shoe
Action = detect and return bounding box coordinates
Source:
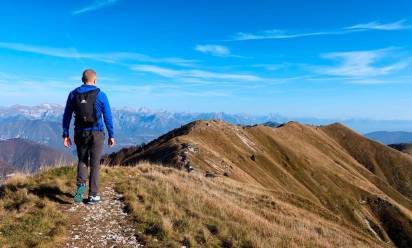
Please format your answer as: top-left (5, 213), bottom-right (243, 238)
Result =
top-left (73, 184), bottom-right (86, 203)
top-left (87, 195), bottom-right (101, 205)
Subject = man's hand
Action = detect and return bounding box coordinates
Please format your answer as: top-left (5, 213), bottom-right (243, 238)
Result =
top-left (108, 138), bottom-right (115, 148)
top-left (63, 137), bottom-right (72, 148)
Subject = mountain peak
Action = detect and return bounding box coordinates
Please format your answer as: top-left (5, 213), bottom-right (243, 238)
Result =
top-left (103, 119), bottom-right (412, 246)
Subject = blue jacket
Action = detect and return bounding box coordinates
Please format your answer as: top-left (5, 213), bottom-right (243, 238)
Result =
top-left (62, 84), bottom-right (114, 138)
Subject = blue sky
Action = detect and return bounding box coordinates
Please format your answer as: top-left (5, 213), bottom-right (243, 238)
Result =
top-left (0, 0), bottom-right (411, 119)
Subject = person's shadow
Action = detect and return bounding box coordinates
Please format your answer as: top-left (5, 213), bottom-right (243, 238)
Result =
top-left (29, 185), bottom-right (73, 205)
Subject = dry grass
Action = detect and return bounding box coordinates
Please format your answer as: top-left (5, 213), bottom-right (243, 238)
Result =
top-left (0, 166), bottom-right (76, 248)
top-left (3, 120), bottom-right (410, 247)
top-left (0, 162), bottom-right (394, 248)
top-left (109, 163), bottom-right (386, 248)
top-left (119, 120), bottom-right (412, 245)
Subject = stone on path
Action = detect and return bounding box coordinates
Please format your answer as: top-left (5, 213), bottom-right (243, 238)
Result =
top-left (64, 186), bottom-right (142, 248)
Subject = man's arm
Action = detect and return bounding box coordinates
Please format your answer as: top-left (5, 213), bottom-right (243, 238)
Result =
top-left (62, 92), bottom-right (74, 147)
top-left (100, 92), bottom-right (115, 147)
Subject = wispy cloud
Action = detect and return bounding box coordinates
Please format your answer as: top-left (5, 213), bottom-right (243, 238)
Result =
top-left (231, 29), bottom-right (346, 41)
top-left (314, 48), bottom-right (408, 78)
top-left (72, 0), bottom-right (120, 15)
top-left (151, 89), bottom-right (232, 97)
top-left (345, 20), bottom-right (412, 31)
top-left (93, 52), bottom-right (196, 67)
top-left (131, 65), bottom-right (180, 78)
top-left (0, 70), bottom-right (226, 100)
top-left (228, 20), bottom-right (410, 41)
top-left (0, 72), bottom-right (76, 98)
top-left (0, 41), bottom-right (196, 67)
top-left (194, 44), bottom-right (246, 58)
top-left (252, 64), bottom-right (287, 71)
top-left (195, 44), bottom-right (231, 57)
top-left (0, 42), bottom-right (80, 58)
top-left (131, 64), bottom-right (262, 81)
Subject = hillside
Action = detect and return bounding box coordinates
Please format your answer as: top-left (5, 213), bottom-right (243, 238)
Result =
top-left (0, 118), bottom-right (64, 150)
top-left (0, 164), bottom-right (390, 248)
top-left (365, 131), bottom-right (412, 145)
top-left (105, 120), bottom-right (412, 247)
top-left (0, 160), bottom-right (13, 177)
top-left (0, 138), bottom-right (73, 173)
top-left (389, 143), bottom-right (412, 156)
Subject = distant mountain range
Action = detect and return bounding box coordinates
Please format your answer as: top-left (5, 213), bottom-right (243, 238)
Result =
top-left (0, 138), bottom-right (73, 175)
top-left (0, 104), bottom-right (283, 151)
top-left (364, 131), bottom-right (412, 145)
top-left (104, 120), bottom-right (412, 246)
top-left (1, 104), bottom-right (412, 152)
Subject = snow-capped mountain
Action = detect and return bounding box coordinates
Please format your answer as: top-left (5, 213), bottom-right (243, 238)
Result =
top-left (1, 104), bottom-right (412, 152)
top-left (0, 104), bottom-right (64, 120)
top-left (0, 104), bottom-right (283, 151)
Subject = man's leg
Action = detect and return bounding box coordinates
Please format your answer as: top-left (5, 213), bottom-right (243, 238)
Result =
top-left (89, 131), bottom-right (104, 197)
top-left (74, 131), bottom-right (90, 185)
top-left (73, 131), bottom-right (91, 202)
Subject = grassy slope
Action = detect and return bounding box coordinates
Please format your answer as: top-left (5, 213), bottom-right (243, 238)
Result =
top-left (2, 121), bottom-right (411, 247)
top-left (321, 123), bottom-right (412, 200)
top-left (389, 143), bottom-right (412, 156)
top-left (113, 120), bottom-right (412, 247)
top-left (0, 164), bottom-right (387, 248)
top-left (0, 167), bottom-right (75, 247)
top-left (114, 164), bottom-right (385, 248)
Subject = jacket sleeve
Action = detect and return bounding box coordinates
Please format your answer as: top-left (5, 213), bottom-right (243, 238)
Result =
top-left (62, 92), bottom-right (74, 138)
top-left (100, 92), bottom-right (114, 138)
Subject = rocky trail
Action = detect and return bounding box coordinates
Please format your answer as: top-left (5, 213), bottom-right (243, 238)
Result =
top-left (63, 185), bottom-right (142, 248)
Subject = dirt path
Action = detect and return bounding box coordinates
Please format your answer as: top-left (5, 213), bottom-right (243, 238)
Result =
top-left (63, 185), bottom-right (142, 248)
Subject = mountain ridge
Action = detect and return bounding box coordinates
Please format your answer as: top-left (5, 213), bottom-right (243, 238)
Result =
top-left (104, 120), bottom-right (412, 247)
top-left (0, 138), bottom-right (74, 173)
top-left (1, 104), bottom-right (412, 150)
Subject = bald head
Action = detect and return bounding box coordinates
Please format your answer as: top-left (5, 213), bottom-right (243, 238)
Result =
top-left (82, 69), bottom-right (96, 84)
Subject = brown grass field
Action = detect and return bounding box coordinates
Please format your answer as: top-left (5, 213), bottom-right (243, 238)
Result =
top-left (1, 121), bottom-right (412, 247)
top-left (0, 163), bottom-right (391, 248)
top-left (105, 120), bottom-right (412, 247)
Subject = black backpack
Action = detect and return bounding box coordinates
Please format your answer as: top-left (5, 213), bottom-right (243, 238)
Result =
top-left (73, 88), bottom-right (100, 127)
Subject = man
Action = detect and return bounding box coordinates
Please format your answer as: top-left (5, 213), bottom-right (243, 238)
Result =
top-left (62, 69), bottom-right (115, 204)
